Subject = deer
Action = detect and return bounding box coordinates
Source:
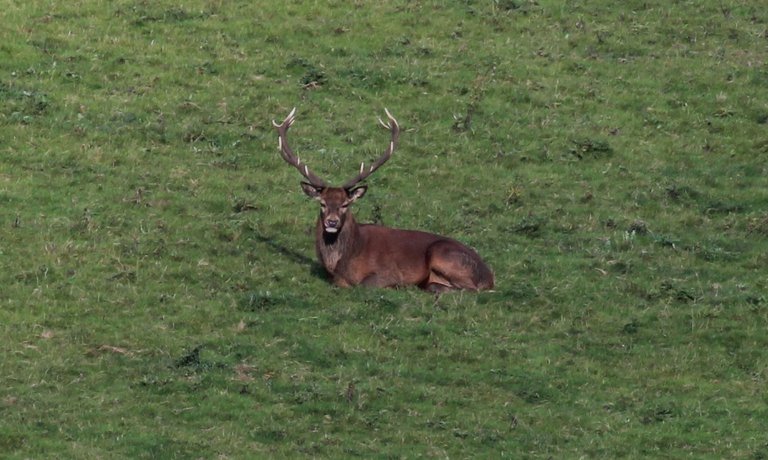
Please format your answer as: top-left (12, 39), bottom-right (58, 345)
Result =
top-left (271, 108), bottom-right (494, 292)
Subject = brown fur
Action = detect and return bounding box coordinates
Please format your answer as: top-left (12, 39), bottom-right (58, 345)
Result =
top-left (304, 185), bottom-right (494, 291)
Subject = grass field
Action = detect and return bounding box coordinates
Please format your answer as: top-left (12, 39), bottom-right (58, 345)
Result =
top-left (1, 0), bottom-right (767, 457)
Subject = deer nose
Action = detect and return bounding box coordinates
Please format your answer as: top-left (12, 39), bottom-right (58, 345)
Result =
top-left (325, 219), bottom-right (339, 228)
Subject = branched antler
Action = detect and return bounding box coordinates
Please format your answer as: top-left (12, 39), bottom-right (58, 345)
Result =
top-left (272, 108), bottom-right (327, 187)
top-left (272, 108), bottom-right (399, 190)
top-left (341, 108), bottom-right (399, 190)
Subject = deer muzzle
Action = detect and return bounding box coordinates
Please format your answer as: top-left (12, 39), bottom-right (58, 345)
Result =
top-left (324, 218), bottom-right (340, 233)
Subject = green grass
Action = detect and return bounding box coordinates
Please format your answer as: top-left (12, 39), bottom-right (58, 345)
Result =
top-left (1, 0), bottom-right (767, 457)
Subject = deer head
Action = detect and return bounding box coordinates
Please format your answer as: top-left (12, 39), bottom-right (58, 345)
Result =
top-left (299, 183), bottom-right (366, 233)
top-left (272, 108), bottom-right (399, 234)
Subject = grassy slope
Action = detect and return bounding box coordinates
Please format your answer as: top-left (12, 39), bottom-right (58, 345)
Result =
top-left (1, 0), bottom-right (767, 457)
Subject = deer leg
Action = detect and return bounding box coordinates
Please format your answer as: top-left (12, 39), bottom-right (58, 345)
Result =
top-left (419, 268), bottom-right (456, 292)
top-left (425, 241), bottom-right (483, 291)
top-left (332, 276), bottom-right (352, 288)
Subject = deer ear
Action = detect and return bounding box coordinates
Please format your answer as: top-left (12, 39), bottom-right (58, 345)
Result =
top-left (301, 182), bottom-right (323, 199)
top-left (347, 185), bottom-right (367, 202)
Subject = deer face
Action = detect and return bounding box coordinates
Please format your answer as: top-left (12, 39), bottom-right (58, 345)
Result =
top-left (301, 183), bottom-right (367, 234)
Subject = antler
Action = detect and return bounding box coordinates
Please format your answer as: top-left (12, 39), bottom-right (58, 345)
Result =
top-left (272, 107), bottom-right (327, 188)
top-left (341, 108), bottom-right (400, 190)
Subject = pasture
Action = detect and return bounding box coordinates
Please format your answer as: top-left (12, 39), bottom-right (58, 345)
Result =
top-left (1, 0), bottom-right (767, 457)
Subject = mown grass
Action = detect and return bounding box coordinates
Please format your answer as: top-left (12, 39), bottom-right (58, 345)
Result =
top-left (1, 0), bottom-right (767, 457)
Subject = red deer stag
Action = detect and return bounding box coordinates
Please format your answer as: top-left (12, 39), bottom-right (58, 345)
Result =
top-left (271, 108), bottom-right (494, 292)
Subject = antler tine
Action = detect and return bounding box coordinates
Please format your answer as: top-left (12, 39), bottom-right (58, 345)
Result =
top-left (272, 107), bottom-right (326, 187)
top-left (271, 107), bottom-right (296, 128)
top-left (377, 108), bottom-right (397, 130)
top-left (342, 109), bottom-right (400, 190)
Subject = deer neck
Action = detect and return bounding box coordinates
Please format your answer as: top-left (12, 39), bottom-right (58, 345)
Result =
top-left (316, 212), bottom-right (361, 274)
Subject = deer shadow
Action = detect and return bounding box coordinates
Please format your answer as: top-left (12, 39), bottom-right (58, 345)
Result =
top-left (252, 233), bottom-right (328, 281)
